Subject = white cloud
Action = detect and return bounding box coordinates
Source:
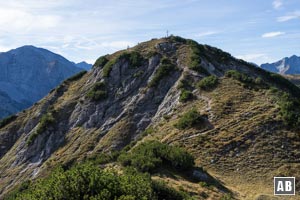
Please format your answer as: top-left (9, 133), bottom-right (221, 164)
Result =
top-left (261, 31), bottom-right (285, 38)
top-left (100, 41), bottom-right (136, 49)
top-left (272, 0), bottom-right (282, 9)
top-left (236, 53), bottom-right (271, 65)
top-left (277, 11), bottom-right (300, 22)
top-left (195, 31), bottom-right (218, 37)
top-left (237, 53), bottom-right (266, 60)
top-left (0, 8), bottom-right (60, 32)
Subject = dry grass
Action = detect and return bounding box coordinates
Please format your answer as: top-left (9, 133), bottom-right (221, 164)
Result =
top-left (141, 77), bottom-right (300, 198)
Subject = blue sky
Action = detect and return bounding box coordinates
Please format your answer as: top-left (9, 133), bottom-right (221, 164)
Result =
top-left (0, 0), bottom-right (299, 65)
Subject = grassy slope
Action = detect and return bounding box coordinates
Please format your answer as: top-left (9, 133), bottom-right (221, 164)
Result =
top-left (141, 77), bottom-right (300, 199)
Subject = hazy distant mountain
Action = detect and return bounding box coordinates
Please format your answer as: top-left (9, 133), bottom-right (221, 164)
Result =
top-left (0, 45), bottom-right (83, 118)
top-left (260, 55), bottom-right (300, 74)
top-left (76, 61), bottom-right (92, 70)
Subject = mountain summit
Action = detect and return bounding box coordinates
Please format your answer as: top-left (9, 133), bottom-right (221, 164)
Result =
top-left (76, 61), bottom-right (92, 70)
top-left (261, 55), bottom-right (300, 74)
top-left (0, 45), bottom-right (83, 118)
top-left (1, 37), bottom-right (300, 199)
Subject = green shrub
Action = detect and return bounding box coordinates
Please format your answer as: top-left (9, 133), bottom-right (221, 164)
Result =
top-left (102, 52), bottom-right (144, 77)
top-left (37, 113), bottom-right (55, 134)
top-left (27, 112), bottom-right (55, 145)
top-left (152, 180), bottom-right (191, 200)
top-left (86, 81), bottom-right (108, 101)
top-left (268, 86), bottom-right (279, 94)
top-left (103, 60), bottom-right (115, 77)
top-left (179, 89), bottom-right (193, 102)
top-left (141, 126), bottom-right (155, 137)
top-left (221, 193), bottom-right (234, 200)
top-left (64, 70), bottom-right (87, 83)
top-left (278, 92), bottom-right (300, 128)
top-left (146, 51), bottom-right (159, 59)
top-left (87, 90), bottom-right (107, 101)
top-left (6, 164), bottom-right (155, 200)
top-left (254, 77), bottom-right (263, 85)
top-left (168, 35), bottom-right (187, 44)
top-left (250, 66), bottom-right (300, 96)
top-left (94, 55), bottom-right (109, 68)
top-left (187, 41), bottom-right (209, 75)
top-left (133, 70), bottom-right (144, 78)
top-left (120, 51), bottom-right (144, 68)
top-left (197, 75), bottom-right (218, 90)
top-left (205, 45), bottom-right (232, 64)
top-left (225, 70), bottom-right (269, 89)
top-left (225, 70), bottom-right (254, 85)
top-left (177, 78), bottom-right (191, 90)
top-left (225, 70), bottom-right (246, 81)
top-left (174, 108), bottom-right (204, 130)
top-left (118, 141), bottom-right (194, 173)
top-left (0, 115), bottom-right (17, 129)
top-left (6, 162), bottom-right (194, 200)
top-left (86, 153), bottom-right (116, 165)
top-left (269, 73), bottom-right (300, 96)
top-left (199, 181), bottom-right (208, 187)
top-left (4, 180), bottom-right (31, 200)
top-left (149, 57), bottom-right (176, 87)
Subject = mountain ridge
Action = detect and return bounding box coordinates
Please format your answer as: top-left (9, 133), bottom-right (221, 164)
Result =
top-left (261, 54), bottom-right (300, 75)
top-left (1, 36), bottom-right (299, 199)
top-left (75, 61), bottom-right (92, 70)
top-left (0, 45), bottom-right (84, 119)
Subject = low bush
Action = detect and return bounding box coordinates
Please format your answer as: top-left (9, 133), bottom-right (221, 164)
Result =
top-left (133, 70), bottom-right (144, 78)
top-left (205, 45), bottom-right (232, 64)
top-left (197, 75), bottom-right (218, 90)
top-left (118, 141), bottom-right (194, 173)
top-left (120, 51), bottom-right (144, 68)
top-left (187, 40), bottom-right (209, 75)
top-left (199, 181), bottom-right (208, 187)
top-left (168, 35), bottom-right (187, 44)
top-left (85, 153), bottom-right (117, 165)
top-left (6, 164), bottom-right (155, 200)
top-left (177, 78), bottom-right (191, 90)
top-left (269, 73), bottom-right (300, 96)
top-left (174, 108), bottom-right (205, 130)
top-left (221, 193), bottom-right (234, 200)
top-left (86, 81), bottom-right (108, 101)
top-left (278, 92), bottom-right (300, 128)
top-left (149, 57), bottom-right (175, 87)
top-left (94, 55), bottom-right (109, 68)
top-left (102, 52), bottom-right (144, 77)
top-left (179, 89), bottom-right (193, 102)
top-left (0, 115), bottom-right (17, 129)
top-left (152, 180), bottom-right (191, 200)
top-left (103, 60), bottom-right (115, 77)
top-left (27, 111), bottom-right (55, 145)
top-left (36, 113), bottom-right (55, 134)
top-left (87, 90), bottom-right (107, 101)
top-left (225, 70), bottom-right (268, 89)
top-left (146, 51), bottom-right (159, 59)
top-left (225, 70), bottom-right (251, 83)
